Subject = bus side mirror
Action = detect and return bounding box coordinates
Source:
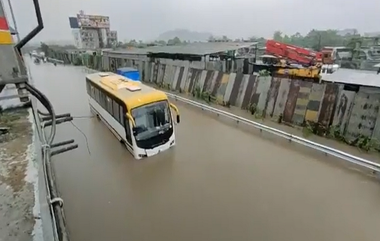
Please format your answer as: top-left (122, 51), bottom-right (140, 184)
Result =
top-left (169, 103), bottom-right (180, 124)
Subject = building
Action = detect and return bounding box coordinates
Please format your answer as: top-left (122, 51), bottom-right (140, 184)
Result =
top-left (68, 10), bottom-right (118, 49)
top-left (364, 32), bottom-right (380, 38)
top-left (102, 42), bottom-right (258, 74)
top-left (337, 29), bottom-right (358, 36)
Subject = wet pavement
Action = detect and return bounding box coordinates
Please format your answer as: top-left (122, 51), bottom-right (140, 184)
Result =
top-left (0, 108), bottom-right (39, 241)
top-left (28, 59), bottom-right (380, 241)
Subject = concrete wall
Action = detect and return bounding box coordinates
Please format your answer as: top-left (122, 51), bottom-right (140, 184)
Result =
top-left (101, 52), bottom-right (246, 74)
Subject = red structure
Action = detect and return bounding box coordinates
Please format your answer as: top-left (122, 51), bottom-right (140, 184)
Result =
top-left (265, 40), bottom-right (322, 66)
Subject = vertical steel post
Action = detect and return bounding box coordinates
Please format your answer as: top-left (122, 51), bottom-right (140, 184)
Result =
top-left (6, 0), bottom-right (20, 42)
top-left (0, 0), bottom-right (20, 80)
top-left (0, 0), bottom-right (28, 100)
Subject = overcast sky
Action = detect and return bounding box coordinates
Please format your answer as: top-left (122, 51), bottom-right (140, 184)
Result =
top-left (3, 0), bottom-right (380, 42)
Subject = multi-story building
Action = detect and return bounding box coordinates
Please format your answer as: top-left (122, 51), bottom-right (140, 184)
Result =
top-left (68, 10), bottom-right (118, 49)
top-left (108, 30), bottom-right (118, 47)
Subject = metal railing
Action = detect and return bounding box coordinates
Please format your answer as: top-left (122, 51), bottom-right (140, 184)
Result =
top-left (32, 107), bottom-right (76, 241)
top-left (28, 68), bottom-right (77, 241)
top-left (165, 92), bottom-right (380, 175)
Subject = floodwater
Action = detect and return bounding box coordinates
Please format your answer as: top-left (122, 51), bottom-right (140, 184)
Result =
top-left (28, 59), bottom-right (380, 241)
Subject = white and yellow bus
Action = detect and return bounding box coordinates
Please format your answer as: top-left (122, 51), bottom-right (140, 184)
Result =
top-left (86, 72), bottom-right (180, 159)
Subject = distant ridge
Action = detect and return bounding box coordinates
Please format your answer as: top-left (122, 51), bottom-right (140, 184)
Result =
top-left (157, 29), bottom-right (213, 42)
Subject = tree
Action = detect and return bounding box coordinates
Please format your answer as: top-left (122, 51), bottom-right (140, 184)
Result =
top-left (167, 37), bottom-right (181, 45)
top-left (271, 29), bottom-right (356, 51)
top-left (127, 39), bottom-right (138, 47)
top-left (273, 31), bottom-right (283, 41)
top-left (40, 42), bottom-right (49, 54)
top-left (208, 36), bottom-right (216, 42)
top-left (222, 35), bottom-right (231, 42)
top-left (155, 40), bottom-right (167, 45)
top-left (248, 36), bottom-right (266, 45)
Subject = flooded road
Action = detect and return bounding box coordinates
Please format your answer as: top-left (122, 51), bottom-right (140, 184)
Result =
top-left (28, 60), bottom-right (380, 241)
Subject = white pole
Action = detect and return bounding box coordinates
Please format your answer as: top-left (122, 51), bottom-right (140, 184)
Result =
top-left (6, 0), bottom-right (20, 42)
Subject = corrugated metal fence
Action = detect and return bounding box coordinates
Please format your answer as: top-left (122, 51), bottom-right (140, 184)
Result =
top-left (134, 62), bottom-right (380, 143)
top-left (49, 49), bottom-right (380, 143)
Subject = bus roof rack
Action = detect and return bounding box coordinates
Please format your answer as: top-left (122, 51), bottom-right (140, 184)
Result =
top-left (98, 72), bottom-right (110, 77)
top-left (125, 85), bottom-right (141, 92)
top-left (100, 75), bottom-right (141, 91)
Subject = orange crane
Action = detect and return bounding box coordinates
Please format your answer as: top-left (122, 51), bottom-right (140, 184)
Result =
top-left (265, 40), bottom-right (323, 66)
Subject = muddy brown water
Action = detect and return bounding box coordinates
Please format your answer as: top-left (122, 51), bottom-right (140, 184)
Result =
top-left (28, 60), bottom-right (380, 241)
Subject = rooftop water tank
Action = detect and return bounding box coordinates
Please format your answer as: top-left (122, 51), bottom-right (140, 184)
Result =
top-left (116, 67), bottom-right (140, 81)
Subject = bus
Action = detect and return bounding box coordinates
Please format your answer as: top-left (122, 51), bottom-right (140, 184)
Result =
top-left (85, 72), bottom-right (180, 159)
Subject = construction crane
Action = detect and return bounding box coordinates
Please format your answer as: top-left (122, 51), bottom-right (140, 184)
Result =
top-left (265, 40), bottom-right (322, 66)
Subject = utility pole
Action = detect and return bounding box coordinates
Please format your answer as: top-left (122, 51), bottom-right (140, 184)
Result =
top-left (0, 0), bottom-right (28, 98)
top-left (6, 0), bottom-right (20, 42)
top-left (317, 33), bottom-right (322, 51)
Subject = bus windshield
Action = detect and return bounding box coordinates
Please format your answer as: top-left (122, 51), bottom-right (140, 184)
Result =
top-left (131, 100), bottom-right (172, 141)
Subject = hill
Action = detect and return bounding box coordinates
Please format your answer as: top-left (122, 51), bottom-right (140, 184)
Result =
top-left (157, 29), bottom-right (213, 42)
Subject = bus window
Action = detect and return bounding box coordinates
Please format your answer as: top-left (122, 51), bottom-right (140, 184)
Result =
top-left (106, 96), bottom-right (112, 114)
top-left (99, 90), bottom-right (106, 109)
top-left (95, 88), bottom-right (100, 103)
top-left (125, 118), bottom-right (132, 144)
top-left (113, 100), bottom-right (120, 122)
top-left (131, 101), bottom-right (171, 141)
top-left (86, 80), bottom-right (90, 94)
top-left (153, 109), bottom-right (167, 126)
top-left (119, 106), bottom-right (124, 124)
top-left (90, 85), bottom-right (95, 98)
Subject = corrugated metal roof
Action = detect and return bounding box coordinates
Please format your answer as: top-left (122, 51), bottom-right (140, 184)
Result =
top-left (104, 42), bottom-right (258, 56)
top-left (147, 42), bottom-right (258, 55)
top-left (322, 68), bottom-right (380, 87)
top-left (104, 48), bottom-right (150, 55)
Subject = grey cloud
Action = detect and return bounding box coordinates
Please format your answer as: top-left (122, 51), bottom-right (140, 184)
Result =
top-left (3, 0), bottom-right (380, 43)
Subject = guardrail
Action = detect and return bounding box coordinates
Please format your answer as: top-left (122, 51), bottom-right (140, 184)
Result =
top-left (166, 92), bottom-right (380, 175)
top-left (28, 63), bottom-right (78, 241)
top-left (82, 67), bottom-right (380, 176)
